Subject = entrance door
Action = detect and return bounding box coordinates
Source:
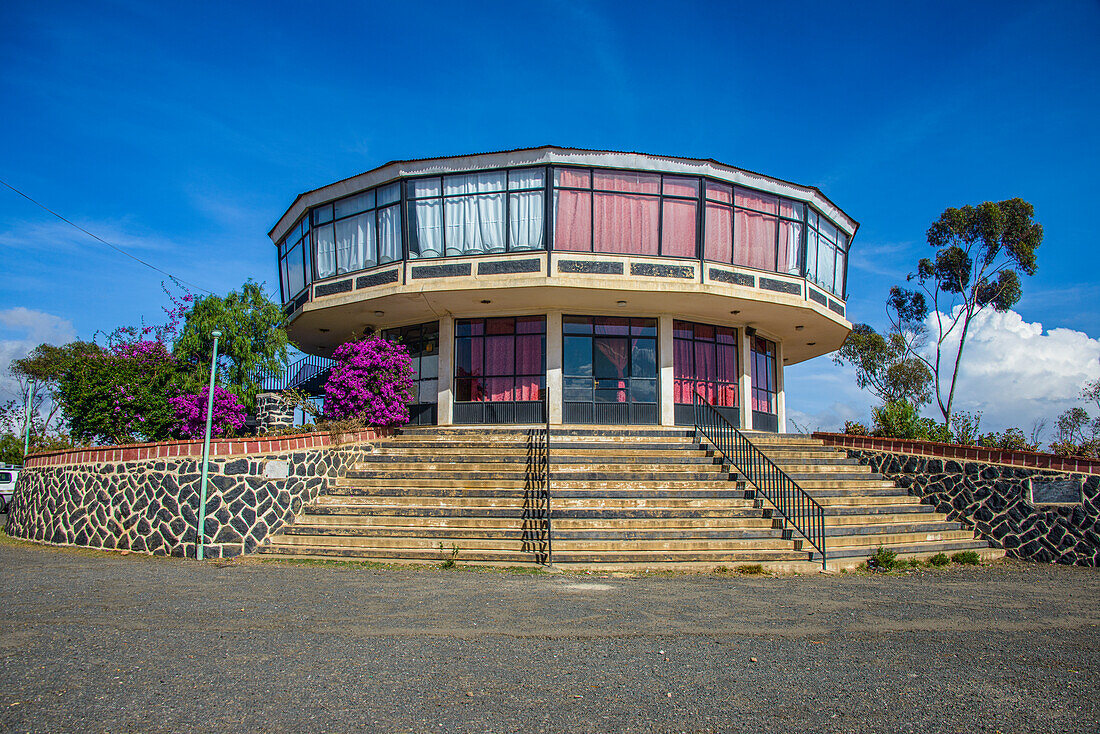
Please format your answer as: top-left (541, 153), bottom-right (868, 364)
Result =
top-left (563, 316), bottom-right (658, 425)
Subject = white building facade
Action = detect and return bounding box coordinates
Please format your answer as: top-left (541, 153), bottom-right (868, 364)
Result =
top-left (270, 147), bottom-right (856, 431)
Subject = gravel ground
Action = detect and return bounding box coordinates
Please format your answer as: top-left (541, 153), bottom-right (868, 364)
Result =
top-left (1, 535), bottom-right (1097, 733)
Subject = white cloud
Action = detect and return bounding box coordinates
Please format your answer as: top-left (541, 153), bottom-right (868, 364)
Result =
top-left (0, 307), bottom-right (77, 401)
top-left (919, 308), bottom-right (1100, 434)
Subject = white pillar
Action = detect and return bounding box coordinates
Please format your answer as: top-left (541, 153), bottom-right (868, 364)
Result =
top-left (739, 327), bottom-right (753, 430)
top-left (546, 311), bottom-right (564, 425)
top-left (437, 314), bottom-right (455, 425)
top-left (775, 340), bottom-right (786, 433)
top-left (658, 314), bottom-right (675, 426)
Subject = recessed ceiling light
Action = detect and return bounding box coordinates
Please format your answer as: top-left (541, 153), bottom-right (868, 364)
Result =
top-left (318, 328), bottom-right (329, 333)
top-left (730, 310), bottom-right (741, 315)
top-left (616, 300), bottom-right (627, 307)
top-left (480, 299), bottom-right (492, 304)
top-left (806, 342), bottom-right (816, 346)
top-left (374, 310), bottom-right (385, 317)
top-left (795, 325), bottom-right (804, 331)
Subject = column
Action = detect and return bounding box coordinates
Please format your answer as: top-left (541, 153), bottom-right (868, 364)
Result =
top-left (546, 311), bottom-right (563, 425)
top-left (658, 314), bottom-right (675, 426)
top-left (739, 327), bottom-right (753, 430)
top-left (436, 314), bottom-right (455, 425)
top-left (775, 340), bottom-right (786, 433)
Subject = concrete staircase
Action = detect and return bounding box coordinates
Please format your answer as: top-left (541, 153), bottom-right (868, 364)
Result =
top-left (258, 426), bottom-right (1002, 571)
top-left (742, 432), bottom-right (1003, 567)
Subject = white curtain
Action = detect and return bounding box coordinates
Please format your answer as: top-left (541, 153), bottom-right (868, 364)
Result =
top-left (378, 205), bottom-right (401, 264)
top-left (509, 190), bottom-right (544, 250)
top-left (816, 239), bottom-right (835, 293)
top-left (782, 221), bottom-right (802, 275)
top-left (411, 199), bottom-right (443, 258)
top-left (834, 248), bottom-right (846, 297)
top-left (286, 243), bottom-right (305, 295)
top-left (444, 172), bottom-right (505, 255)
top-left (805, 228), bottom-right (818, 284)
top-left (314, 224), bottom-right (336, 279)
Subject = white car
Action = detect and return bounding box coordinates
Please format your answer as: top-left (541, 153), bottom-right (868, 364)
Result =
top-left (0, 465), bottom-right (18, 513)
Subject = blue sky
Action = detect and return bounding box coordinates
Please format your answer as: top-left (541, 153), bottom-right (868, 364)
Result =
top-left (2, 0), bottom-right (1098, 435)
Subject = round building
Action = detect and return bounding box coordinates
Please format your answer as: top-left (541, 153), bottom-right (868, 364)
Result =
top-left (270, 147), bottom-right (855, 431)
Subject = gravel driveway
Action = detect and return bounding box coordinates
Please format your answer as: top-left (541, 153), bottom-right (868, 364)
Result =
top-left (1, 536), bottom-right (1097, 733)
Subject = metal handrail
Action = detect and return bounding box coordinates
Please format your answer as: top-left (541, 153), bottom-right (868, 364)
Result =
top-left (692, 393), bottom-right (826, 568)
top-left (254, 354), bottom-right (336, 392)
top-left (543, 384), bottom-right (553, 565)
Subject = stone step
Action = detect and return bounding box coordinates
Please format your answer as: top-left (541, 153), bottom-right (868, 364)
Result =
top-left (337, 478), bottom-right (744, 490)
top-left (819, 529), bottom-right (978, 549)
top-left (769, 463), bottom-right (871, 473)
top-left (811, 495), bottom-right (923, 507)
top-left (358, 454), bottom-right (721, 466)
top-left (304, 505), bottom-right (767, 520)
top-left (343, 468), bottom-right (729, 481)
top-left (823, 539), bottom-right (1002, 561)
top-left (314, 496), bottom-right (760, 510)
top-left (398, 427), bottom-right (696, 438)
top-left (823, 520), bottom-right (963, 536)
top-left (323, 486), bottom-right (752, 501)
top-left (286, 517), bottom-right (779, 533)
top-left (791, 479), bottom-right (898, 489)
top-left (371, 446), bottom-right (709, 458)
top-left (270, 533), bottom-right (799, 553)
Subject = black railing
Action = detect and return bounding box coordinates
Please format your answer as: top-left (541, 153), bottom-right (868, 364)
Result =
top-left (255, 354), bottom-right (336, 393)
top-left (693, 393), bottom-right (826, 568)
top-left (543, 385), bottom-right (553, 565)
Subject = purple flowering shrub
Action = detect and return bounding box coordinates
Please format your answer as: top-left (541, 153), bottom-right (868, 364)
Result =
top-left (169, 385), bottom-right (248, 439)
top-left (323, 336), bottom-right (414, 426)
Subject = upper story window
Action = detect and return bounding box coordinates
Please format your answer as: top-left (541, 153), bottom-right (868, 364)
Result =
top-left (312, 183), bottom-right (401, 280)
top-left (552, 168), bottom-right (698, 258)
top-left (278, 217), bottom-right (311, 301)
top-left (703, 183), bottom-right (804, 276)
top-left (407, 168), bottom-right (546, 259)
top-left (806, 209), bottom-right (849, 298)
top-left (277, 161), bottom-right (852, 304)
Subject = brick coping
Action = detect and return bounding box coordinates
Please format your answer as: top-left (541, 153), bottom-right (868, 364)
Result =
top-left (23, 428), bottom-right (388, 468)
top-left (813, 432), bottom-right (1100, 476)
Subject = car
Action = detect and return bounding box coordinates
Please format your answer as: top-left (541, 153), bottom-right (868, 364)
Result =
top-left (0, 465), bottom-right (19, 514)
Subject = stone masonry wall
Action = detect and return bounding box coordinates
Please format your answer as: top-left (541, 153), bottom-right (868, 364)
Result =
top-left (845, 449), bottom-right (1100, 566)
top-left (6, 429), bottom-right (381, 559)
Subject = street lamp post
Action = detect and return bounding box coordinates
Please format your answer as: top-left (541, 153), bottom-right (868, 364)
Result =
top-left (196, 330), bottom-right (222, 561)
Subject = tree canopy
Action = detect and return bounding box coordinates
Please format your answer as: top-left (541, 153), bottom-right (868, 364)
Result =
top-left (887, 198), bottom-right (1043, 426)
top-left (834, 323), bottom-right (933, 407)
top-left (173, 280), bottom-right (289, 410)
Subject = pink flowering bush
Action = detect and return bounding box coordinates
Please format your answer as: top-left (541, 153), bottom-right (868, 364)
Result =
top-left (323, 336), bottom-right (414, 426)
top-left (169, 385), bottom-right (248, 439)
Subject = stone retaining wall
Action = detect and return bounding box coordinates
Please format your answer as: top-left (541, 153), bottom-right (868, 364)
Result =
top-left (823, 441), bottom-right (1100, 566)
top-left (6, 429), bottom-right (383, 559)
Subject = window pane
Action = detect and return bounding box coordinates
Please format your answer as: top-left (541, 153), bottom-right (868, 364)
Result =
top-left (509, 190), bottom-right (544, 250)
top-left (661, 198), bottom-right (696, 258)
top-left (593, 169), bottom-right (660, 194)
top-left (734, 209), bottom-right (778, 271)
top-left (564, 336), bottom-right (593, 376)
top-left (704, 202), bottom-right (732, 263)
top-left (735, 187), bottom-right (778, 214)
top-left (313, 204), bottom-right (334, 225)
top-left (378, 205), bottom-right (401, 263)
top-left (594, 337), bottom-right (629, 378)
top-left (630, 379), bottom-right (657, 403)
top-left (817, 216), bottom-right (838, 244)
top-left (805, 227), bottom-right (818, 282)
top-left (515, 316), bottom-right (546, 334)
top-left (445, 193), bottom-right (505, 255)
top-left (410, 199), bottom-right (443, 258)
top-left (631, 338), bottom-right (657, 377)
top-left (777, 220), bottom-right (802, 276)
top-left (780, 199), bottom-right (804, 220)
top-left (377, 182), bottom-right (400, 206)
top-left (594, 193), bottom-right (659, 256)
top-left (508, 168), bottom-right (545, 190)
top-left (834, 248), bottom-right (846, 297)
top-left (553, 189), bottom-right (591, 251)
top-left (408, 178), bottom-right (440, 199)
top-left (705, 181), bottom-right (732, 203)
top-left (314, 223), bottom-right (336, 278)
top-left (593, 317), bottom-right (630, 336)
top-left (663, 176), bottom-right (699, 197)
top-left (563, 316), bottom-right (593, 335)
top-left (335, 214), bottom-right (375, 273)
top-left (419, 379), bottom-right (438, 403)
top-left (816, 240), bottom-right (835, 292)
top-left (335, 190), bottom-right (375, 219)
top-left (554, 167), bottom-right (591, 188)
top-left (286, 243), bottom-right (304, 296)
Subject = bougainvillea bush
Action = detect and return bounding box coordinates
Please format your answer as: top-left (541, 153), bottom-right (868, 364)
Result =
top-left (169, 385), bottom-right (248, 439)
top-left (322, 336), bottom-right (414, 426)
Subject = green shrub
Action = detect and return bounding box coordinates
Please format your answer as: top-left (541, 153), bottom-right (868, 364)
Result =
top-left (872, 401), bottom-right (926, 440)
top-left (978, 428), bottom-right (1038, 452)
top-left (844, 421), bottom-right (869, 436)
top-left (928, 553), bottom-right (950, 567)
top-left (868, 547), bottom-right (899, 571)
top-left (951, 551), bottom-right (981, 565)
top-left (921, 418), bottom-right (952, 443)
top-left (950, 411), bottom-right (983, 445)
top-left (737, 564), bottom-right (766, 575)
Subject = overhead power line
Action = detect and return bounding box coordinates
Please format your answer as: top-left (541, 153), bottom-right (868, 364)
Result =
top-left (0, 177), bottom-right (214, 294)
